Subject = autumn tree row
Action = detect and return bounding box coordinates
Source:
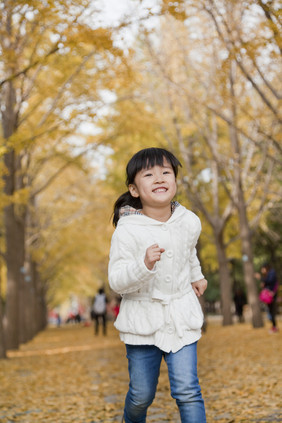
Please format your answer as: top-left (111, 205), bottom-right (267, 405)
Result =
top-left (0, 0), bottom-right (124, 358)
top-left (0, 0), bottom-right (281, 359)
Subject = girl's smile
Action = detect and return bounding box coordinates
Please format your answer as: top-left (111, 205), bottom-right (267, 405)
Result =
top-left (152, 187), bottom-right (167, 193)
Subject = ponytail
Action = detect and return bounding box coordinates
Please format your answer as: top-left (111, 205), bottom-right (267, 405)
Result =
top-left (112, 191), bottom-right (142, 227)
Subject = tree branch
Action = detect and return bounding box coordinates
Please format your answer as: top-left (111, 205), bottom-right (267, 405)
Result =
top-left (0, 44), bottom-right (59, 88)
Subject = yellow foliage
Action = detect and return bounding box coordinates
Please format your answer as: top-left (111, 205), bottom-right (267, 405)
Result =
top-left (31, 157), bottom-right (114, 306)
top-left (0, 145), bottom-right (8, 157)
top-left (12, 187), bottom-right (30, 205)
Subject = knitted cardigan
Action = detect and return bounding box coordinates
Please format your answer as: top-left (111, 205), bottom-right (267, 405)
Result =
top-left (108, 203), bottom-right (205, 353)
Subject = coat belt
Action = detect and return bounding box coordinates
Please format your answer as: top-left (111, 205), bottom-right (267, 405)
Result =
top-left (123, 285), bottom-right (193, 304)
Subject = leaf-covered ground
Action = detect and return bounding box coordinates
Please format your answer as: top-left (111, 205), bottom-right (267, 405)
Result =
top-left (0, 318), bottom-right (281, 423)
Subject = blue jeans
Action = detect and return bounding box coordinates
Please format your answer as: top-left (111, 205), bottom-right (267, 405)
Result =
top-left (124, 342), bottom-right (206, 423)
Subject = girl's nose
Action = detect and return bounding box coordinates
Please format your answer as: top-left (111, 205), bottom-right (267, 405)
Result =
top-left (154, 172), bottom-right (164, 183)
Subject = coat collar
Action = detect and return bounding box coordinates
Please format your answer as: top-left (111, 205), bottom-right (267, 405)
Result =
top-left (117, 202), bottom-right (186, 226)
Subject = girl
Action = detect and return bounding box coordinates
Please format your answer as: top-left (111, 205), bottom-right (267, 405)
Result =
top-left (108, 148), bottom-right (207, 423)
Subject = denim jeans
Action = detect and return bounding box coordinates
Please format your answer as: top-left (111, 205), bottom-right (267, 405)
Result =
top-left (124, 342), bottom-right (206, 423)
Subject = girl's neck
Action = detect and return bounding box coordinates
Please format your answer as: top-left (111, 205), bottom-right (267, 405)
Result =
top-left (141, 204), bottom-right (172, 222)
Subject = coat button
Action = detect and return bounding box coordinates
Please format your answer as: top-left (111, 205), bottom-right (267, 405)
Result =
top-left (166, 250), bottom-right (173, 258)
top-left (167, 326), bottom-right (174, 334)
top-left (165, 275), bottom-right (172, 283)
top-left (162, 224), bottom-right (168, 231)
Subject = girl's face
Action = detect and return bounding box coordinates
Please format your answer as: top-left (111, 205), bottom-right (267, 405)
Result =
top-left (128, 158), bottom-right (177, 209)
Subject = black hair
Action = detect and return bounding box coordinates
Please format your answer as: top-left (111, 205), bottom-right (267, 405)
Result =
top-left (112, 148), bottom-right (182, 226)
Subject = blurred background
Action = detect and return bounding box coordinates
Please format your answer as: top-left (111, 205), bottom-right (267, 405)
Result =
top-left (0, 0), bottom-right (281, 357)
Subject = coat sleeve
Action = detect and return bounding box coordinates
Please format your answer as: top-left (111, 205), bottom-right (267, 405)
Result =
top-left (108, 226), bottom-right (157, 295)
top-left (189, 216), bottom-right (205, 282)
top-left (190, 247), bottom-right (205, 282)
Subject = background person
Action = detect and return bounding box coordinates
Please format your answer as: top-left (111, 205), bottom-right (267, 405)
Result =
top-left (260, 263), bottom-right (279, 334)
top-left (92, 288), bottom-right (107, 335)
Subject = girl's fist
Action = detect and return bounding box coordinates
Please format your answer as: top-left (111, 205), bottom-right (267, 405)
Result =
top-left (144, 244), bottom-right (165, 270)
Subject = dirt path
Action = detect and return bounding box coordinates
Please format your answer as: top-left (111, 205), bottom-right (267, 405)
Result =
top-left (0, 319), bottom-right (281, 422)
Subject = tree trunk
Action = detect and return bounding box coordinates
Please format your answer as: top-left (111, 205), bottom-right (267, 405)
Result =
top-left (33, 264), bottom-right (48, 333)
top-left (19, 271), bottom-right (34, 344)
top-left (3, 201), bottom-right (25, 349)
top-left (229, 62), bottom-right (263, 328)
top-left (214, 232), bottom-right (233, 325)
top-left (2, 81), bottom-right (26, 349)
top-left (3, 206), bottom-right (24, 349)
top-left (0, 311), bottom-right (6, 358)
top-left (23, 257), bottom-right (37, 342)
top-left (237, 193), bottom-right (264, 328)
top-left (0, 260), bottom-right (7, 359)
top-left (24, 203), bottom-right (41, 341)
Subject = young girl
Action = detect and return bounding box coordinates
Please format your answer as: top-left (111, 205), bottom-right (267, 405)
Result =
top-left (108, 147), bottom-right (207, 423)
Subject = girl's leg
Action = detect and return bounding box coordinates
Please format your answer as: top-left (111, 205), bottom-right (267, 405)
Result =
top-left (124, 344), bottom-right (163, 423)
top-left (165, 342), bottom-right (206, 423)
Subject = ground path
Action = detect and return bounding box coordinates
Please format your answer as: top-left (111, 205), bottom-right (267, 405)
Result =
top-left (0, 318), bottom-right (281, 422)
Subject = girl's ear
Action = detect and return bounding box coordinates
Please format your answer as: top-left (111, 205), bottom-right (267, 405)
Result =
top-left (128, 184), bottom-right (139, 198)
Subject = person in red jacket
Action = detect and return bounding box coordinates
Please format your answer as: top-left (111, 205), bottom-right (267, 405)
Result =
top-left (260, 263), bottom-right (279, 333)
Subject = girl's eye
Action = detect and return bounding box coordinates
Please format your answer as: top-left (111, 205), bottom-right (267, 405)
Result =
top-left (163, 171), bottom-right (170, 174)
top-left (144, 173), bottom-right (152, 177)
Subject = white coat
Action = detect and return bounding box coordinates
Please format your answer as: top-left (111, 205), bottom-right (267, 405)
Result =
top-left (108, 203), bottom-right (205, 353)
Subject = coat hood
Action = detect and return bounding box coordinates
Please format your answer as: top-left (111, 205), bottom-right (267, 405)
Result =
top-left (117, 202), bottom-right (187, 227)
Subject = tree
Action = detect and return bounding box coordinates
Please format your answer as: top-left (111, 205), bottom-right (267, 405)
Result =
top-left (198, 0), bottom-right (281, 327)
top-left (0, 0), bottom-right (121, 351)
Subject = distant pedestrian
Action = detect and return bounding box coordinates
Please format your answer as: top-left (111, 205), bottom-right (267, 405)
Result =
top-left (108, 148), bottom-right (207, 423)
top-left (92, 288), bottom-right (107, 335)
top-left (259, 263), bottom-right (279, 334)
top-left (233, 286), bottom-right (247, 323)
top-left (56, 312), bottom-right (61, 327)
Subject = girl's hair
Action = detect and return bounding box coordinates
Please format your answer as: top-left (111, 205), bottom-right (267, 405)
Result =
top-left (112, 148), bottom-right (182, 226)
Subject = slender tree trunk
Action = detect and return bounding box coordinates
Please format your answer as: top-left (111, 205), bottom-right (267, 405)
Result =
top-left (237, 191), bottom-right (263, 328)
top-left (229, 62), bottom-right (263, 328)
top-left (19, 272), bottom-right (34, 344)
top-left (0, 310), bottom-right (6, 358)
top-left (23, 256), bottom-right (37, 342)
top-left (33, 265), bottom-right (47, 333)
top-left (0, 259), bottom-right (7, 359)
top-left (214, 231), bottom-right (233, 325)
top-left (25, 202), bottom-right (40, 341)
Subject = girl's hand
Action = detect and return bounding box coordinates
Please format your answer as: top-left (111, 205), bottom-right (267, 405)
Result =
top-left (144, 244), bottom-right (165, 270)
top-left (191, 278), bottom-right (208, 297)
